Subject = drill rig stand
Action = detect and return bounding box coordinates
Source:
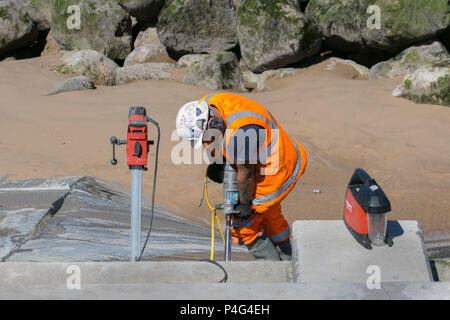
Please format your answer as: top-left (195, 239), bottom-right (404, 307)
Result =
top-left (110, 106), bottom-right (157, 262)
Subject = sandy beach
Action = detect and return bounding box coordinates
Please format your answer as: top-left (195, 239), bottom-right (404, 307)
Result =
top-left (0, 54), bottom-right (449, 236)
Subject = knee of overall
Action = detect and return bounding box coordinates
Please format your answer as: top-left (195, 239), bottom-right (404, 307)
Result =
top-left (245, 233), bottom-right (281, 261)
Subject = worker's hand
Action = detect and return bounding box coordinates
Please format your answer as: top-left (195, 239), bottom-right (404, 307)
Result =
top-left (206, 163), bottom-right (224, 184)
top-left (233, 203), bottom-right (254, 220)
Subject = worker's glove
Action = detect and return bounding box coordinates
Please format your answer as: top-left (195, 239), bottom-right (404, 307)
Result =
top-left (206, 163), bottom-right (224, 184)
top-left (233, 203), bottom-right (254, 220)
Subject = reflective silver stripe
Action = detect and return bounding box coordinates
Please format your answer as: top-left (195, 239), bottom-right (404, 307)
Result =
top-left (252, 136), bottom-right (302, 206)
top-left (231, 218), bottom-right (255, 229)
top-left (224, 111), bottom-right (278, 162)
top-left (203, 93), bottom-right (216, 104)
top-left (262, 112), bottom-right (279, 163)
top-left (270, 227), bottom-right (290, 243)
top-left (226, 111), bottom-right (276, 129)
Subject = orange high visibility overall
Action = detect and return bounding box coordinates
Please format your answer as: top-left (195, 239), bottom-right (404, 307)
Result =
top-left (201, 93), bottom-right (307, 245)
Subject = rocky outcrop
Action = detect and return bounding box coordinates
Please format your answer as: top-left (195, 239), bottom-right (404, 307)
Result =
top-left (243, 68), bottom-right (297, 91)
top-left (58, 50), bottom-right (119, 86)
top-left (134, 27), bottom-right (160, 48)
top-left (116, 62), bottom-right (174, 84)
top-left (118, 0), bottom-right (165, 23)
top-left (0, 0), bottom-right (37, 56)
top-left (157, 0), bottom-right (238, 58)
top-left (50, 0), bottom-right (133, 60)
top-left (306, 0), bottom-right (450, 56)
top-left (237, 0), bottom-right (321, 73)
top-left (369, 41), bottom-right (450, 80)
top-left (177, 54), bottom-right (207, 68)
top-left (18, 0), bottom-right (51, 30)
top-left (326, 57), bottom-right (369, 79)
top-left (393, 60), bottom-right (450, 107)
top-left (183, 51), bottom-right (246, 91)
top-left (124, 43), bottom-right (170, 66)
top-left (40, 31), bottom-right (61, 56)
top-left (46, 75), bottom-right (95, 95)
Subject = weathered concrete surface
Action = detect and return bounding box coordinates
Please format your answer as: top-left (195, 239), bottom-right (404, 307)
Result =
top-left (292, 220), bottom-right (433, 283)
top-left (0, 177), bottom-right (74, 260)
top-left (0, 280), bottom-right (448, 300)
top-left (0, 176), bottom-right (247, 262)
top-left (0, 261), bottom-right (292, 285)
top-left (0, 261), bottom-right (448, 300)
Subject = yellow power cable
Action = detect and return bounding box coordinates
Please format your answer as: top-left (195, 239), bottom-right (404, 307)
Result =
top-left (204, 176), bottom-right (225, 260)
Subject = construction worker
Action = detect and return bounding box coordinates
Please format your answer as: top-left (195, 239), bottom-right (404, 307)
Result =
top-left (175, 93), bottom-right (307, 261)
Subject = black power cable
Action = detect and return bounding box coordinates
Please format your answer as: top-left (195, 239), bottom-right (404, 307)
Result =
top-left (136, 117), bottom-right (229, 284)
top-left (201, 259), bottom-right (228, 283)
top-left (138, 116), bottom-right (160, 261)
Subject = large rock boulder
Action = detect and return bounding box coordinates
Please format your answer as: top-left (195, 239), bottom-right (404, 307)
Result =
top-left (18, 0), bottom-right (51, 30)
top-left (326, 57), bottom-right (369, 79)
top-left (237, 0), bottom-right (321, 73)
top-left (58, 50), bottom-right (119, 86)
top-left (306, 0), bottom-right (450, 55)
top-left (40, 31), bottom-right (61, 56)
top-left (243, 68), bottom-right (297, 91)
top-left (177, 54), bottom-right (207, 68)
top-left (393, 60), bottom-right (450, 107)
top-left (183, 51), bottom-right (246, 91)
top-left (157, 0), bottom-right (238, 58)
top-left (0, 0), bottom-right (37, 56)
top-left (369, 41), bottom-right (450, 80)
top-left (116, 62), bottom-right (174, 84)
top-left (50, 0), bottom-right (133, 60)
top-left (134, 26), bottom-right (160, 48)
top-left (118, 0), bottom-right (165, 23)
top-left (124, 43), bottom-right (170, 66)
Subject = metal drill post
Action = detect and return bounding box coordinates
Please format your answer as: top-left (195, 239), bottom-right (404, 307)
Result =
top-left (224, 215), bottom-right (232, 262)
top-left (131, 165), bottom-right (142, 262)
top-left (223, 164), bottom-right (239, 262)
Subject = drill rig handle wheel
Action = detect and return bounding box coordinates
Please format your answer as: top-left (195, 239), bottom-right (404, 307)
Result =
top-left (110, 136), bottom-right (127, 166)
top-left (110, 136), bottom-right (127, 145)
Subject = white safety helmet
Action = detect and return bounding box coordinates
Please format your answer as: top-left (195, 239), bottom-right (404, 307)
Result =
top-left (176, 100), bottom-right (209, 149)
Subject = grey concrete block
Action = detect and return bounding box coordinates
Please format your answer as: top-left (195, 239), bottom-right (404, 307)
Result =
top-left (0, 261), bottom-right (291, 286)
top-left (0, 281), bottom-right (448, 300)
top-left (292, 220), bottom-right (433, 283)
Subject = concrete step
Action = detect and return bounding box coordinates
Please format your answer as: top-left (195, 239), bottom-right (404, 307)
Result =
top-left (292, 220), bottom-right (433, 283)
top-left (0, 261), bottom-right (448, 300)
top-left (0, 261), bottom-right (292, 285)
top-left (0, 280), bottom-right (448, 300)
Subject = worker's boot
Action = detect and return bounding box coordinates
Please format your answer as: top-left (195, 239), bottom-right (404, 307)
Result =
top-left (246, 234), bottom-right (281, 261)
top-left (274, 238), bottom-right (292, 261)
